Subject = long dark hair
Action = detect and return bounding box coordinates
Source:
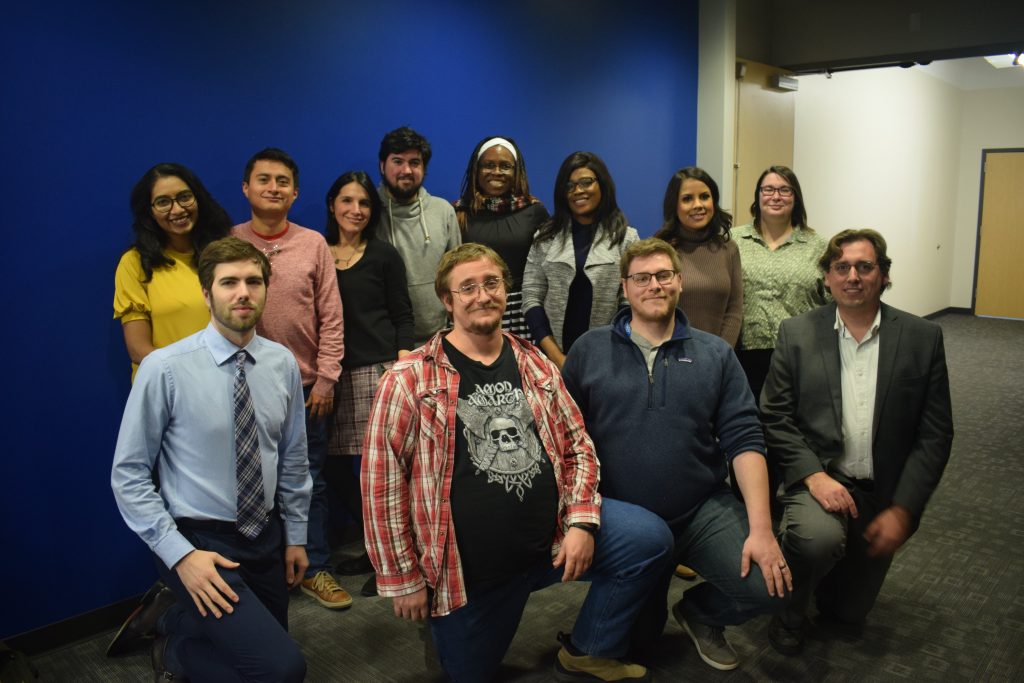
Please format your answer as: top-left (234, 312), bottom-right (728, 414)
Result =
top-left (324, 170), bottom-right (382, 244)
top-left (455, 135), bottom-right (534, 231)
top-left (654, 167), bottom-right (732, 247)
top-left (749, 165), bottom-right (811, 232)
top-left (128, 163), bottom-right (232, 281)
top-left (535, 151), bottom-right (628, 247)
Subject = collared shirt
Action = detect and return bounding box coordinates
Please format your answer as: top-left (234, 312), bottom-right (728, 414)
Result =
top-left (733, 223), bottom-right (827, 350)
top-left (111, 323), bottom-right (312, 569)
top-left (834, 307), bottom-right (882, 480)
top-left (362, 331), bottom-right (600, 617)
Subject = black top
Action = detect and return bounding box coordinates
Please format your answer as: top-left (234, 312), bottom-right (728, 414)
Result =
top-left (562, 220), bottom-right (595, 352)
top-left (336, 239), bottom-right (415, 368)
top-left (443, 337), bottom-right (558, 588)
top-left (463, 203), bottom-right (549, 290)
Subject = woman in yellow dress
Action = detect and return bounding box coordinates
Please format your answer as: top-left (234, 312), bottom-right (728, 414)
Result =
top-left (113, 163), bottom-right (232, 377)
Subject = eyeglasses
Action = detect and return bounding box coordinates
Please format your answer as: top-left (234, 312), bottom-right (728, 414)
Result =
top-left (451, 277), bottom-right (506, 302)
top-left (759, 185), bottom-right (794, 197)
top-left (152, 191), bottom-right (196, 212)
top-left (480, 161), bottom-right (514, 173)
top-left (625, 270), bottom-right (678, 287)
top-left (829, 261), bottom-right (878, 276)
top-left (565, 177), bottom-right (598, 193)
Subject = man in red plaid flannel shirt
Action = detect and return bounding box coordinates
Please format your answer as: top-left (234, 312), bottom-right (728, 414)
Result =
top-left (362, 243), bottom-right (672, 682)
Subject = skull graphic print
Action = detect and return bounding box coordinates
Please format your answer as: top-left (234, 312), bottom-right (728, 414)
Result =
top-left (457, 380), bottom-right (545, 501)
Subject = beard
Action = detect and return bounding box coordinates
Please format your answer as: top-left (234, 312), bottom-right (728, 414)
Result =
top-left (467, 317), bottom-right (502, 336)
top-left (385, 177), bottom-right (421, 203)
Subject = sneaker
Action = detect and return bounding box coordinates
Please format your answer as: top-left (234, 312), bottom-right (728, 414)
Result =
top-left (553, 632), bottom-right (649, 682)
top-left (672, 601), bottom-right (738, 671)
top-left (301, 571), bottom-right (353, 609)
top-left (768, 615), bottom-right (804, 655)
top-left (674, 564), bottom-right (698, 580)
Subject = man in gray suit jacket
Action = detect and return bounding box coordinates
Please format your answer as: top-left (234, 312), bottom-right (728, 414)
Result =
top-left (761, 229), bottom-right (953, 655)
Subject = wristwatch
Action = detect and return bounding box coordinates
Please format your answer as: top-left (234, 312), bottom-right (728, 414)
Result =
top-left (569, 522), bottom-right (597, 535)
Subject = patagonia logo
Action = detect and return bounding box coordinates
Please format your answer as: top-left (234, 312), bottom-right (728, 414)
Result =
top-left (677, 357), bottom-right (693, 363)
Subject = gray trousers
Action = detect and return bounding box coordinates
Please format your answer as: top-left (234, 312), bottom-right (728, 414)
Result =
top-left (778, 483), bottom-right (895, 625)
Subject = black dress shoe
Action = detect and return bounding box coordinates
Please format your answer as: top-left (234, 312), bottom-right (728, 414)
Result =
top-left (107, 582), bottom-right (177, 657)
top-left (335, 553), bottom-right (374, 575)
top-left (151, 635), bottom-right (188, 681)
top-left (360, 574), bottom-right (377, 597)
top-left (768, 615), bottom-right (804, 656)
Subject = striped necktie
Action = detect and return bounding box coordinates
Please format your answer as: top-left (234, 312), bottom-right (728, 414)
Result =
top-left (233, 350), bottom-right (266, 539)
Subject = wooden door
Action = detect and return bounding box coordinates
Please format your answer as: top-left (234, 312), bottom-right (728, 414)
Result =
top-left (975, 150), bottom-right (1024, 319)
top-left (733, 60), bottom-right (796, 225)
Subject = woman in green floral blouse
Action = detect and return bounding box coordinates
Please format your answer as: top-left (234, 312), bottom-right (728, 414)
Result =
top-left (733, 166), bottom-right (827, 401)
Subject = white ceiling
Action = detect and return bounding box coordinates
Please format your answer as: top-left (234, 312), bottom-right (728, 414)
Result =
top-left (917, 56), bottom-right (1024, 90)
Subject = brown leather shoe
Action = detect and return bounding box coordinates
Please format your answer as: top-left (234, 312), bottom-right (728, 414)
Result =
top-left (107, 582), bottom-right (176, 657)
top-left (301, 571), bottom-right (353, 609)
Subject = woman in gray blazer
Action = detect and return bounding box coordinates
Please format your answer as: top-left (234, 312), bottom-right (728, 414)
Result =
top-left (522, 151), bottom-right (639, 369)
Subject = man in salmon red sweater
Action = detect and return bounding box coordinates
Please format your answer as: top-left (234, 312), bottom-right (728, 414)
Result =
top-left (233, 148), bottom-right (351, 610)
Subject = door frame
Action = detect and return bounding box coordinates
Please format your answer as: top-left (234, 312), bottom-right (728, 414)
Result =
top-left (971, 147), bottom-right (1024, 315)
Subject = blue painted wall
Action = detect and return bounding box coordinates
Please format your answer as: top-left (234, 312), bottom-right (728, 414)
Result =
top-left (0, 0), bottom-right (698, 639)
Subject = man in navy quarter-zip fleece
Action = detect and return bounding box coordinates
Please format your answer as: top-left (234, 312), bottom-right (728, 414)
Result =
top-left (563, 238), bottom-right (789, 672)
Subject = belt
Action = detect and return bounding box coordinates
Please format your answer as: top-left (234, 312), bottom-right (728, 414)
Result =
top-left (174, 517), bottom-right (239, 534)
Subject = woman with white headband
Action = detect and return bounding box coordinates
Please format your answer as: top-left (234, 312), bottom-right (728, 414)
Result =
top-left (453, 136), bottom-right (549, 341)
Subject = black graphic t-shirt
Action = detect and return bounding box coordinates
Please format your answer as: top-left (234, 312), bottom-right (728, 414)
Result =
top-left (442, 337), bottom-right (559, 588)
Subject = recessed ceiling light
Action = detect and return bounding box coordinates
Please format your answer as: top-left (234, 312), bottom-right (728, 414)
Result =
top-left (984, 53), bottom-right (1023, 69)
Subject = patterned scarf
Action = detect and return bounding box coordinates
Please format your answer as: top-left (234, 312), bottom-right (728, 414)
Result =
top-left (454, 193), bottom-right (538, 215)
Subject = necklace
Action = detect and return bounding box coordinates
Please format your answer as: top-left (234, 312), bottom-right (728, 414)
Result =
top-left (333, 242), bottom-right (366, 268)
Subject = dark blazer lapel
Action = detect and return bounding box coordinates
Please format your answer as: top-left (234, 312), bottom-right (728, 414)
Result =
top-left (815, 304), bottom-right (843, 432)
top-left (873, 303), bottom-right (901, 439)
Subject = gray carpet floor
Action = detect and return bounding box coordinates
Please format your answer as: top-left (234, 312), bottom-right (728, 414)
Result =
top-left (28, 312), bottom-right (1024, 681)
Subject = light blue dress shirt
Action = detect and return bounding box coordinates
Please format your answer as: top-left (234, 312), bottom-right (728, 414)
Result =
top-left (111, 323), bottom-right (311, 568)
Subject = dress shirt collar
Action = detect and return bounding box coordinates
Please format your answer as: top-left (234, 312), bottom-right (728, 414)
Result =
top-left (202, 322), bottom-right (261, 367)
top-left (833, 306), bottom-right (882, 343)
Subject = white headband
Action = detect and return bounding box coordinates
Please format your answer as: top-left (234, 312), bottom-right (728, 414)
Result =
top-left (477, 137), bottom-right (517, 160)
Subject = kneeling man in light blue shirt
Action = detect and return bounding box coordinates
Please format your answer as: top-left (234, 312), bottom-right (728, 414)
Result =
top-left (111, 236), bottom-right (311, 682)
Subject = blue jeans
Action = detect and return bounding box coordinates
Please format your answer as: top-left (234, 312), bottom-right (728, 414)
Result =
top-left (154, 516), bottom-right (306, 683)
top-left (428, 498), bottom-right (673, 682)
top-left (630, 489), bottom-right (784, 652)
top-left (302, 384), bottom-right (331, 577)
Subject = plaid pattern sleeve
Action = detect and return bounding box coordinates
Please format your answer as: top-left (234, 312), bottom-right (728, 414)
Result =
top-left (361, 332), bottom-right (601, 617)
top-left (361, 361), bottom-right (428, 598)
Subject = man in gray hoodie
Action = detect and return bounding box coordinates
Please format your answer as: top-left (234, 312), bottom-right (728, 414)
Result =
top-left (377, 126), bottom-right (461, 346)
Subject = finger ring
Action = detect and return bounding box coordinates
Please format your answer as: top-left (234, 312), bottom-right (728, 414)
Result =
top-left (779, 563), bottom-right (787, 569)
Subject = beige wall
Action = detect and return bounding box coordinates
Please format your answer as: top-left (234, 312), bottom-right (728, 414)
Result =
top-left (793, 68), bottom-right (963, 316)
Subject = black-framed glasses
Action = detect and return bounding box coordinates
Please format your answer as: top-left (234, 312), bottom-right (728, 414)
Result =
top-left (451, 277), bottom-right (506, 302)
top-left (759, 185), bottom-right (794, 197)
top-left (151, 191), bottom-right (196, 213)
top-left (625, 270), bottom-right (678, 287)
top-left (480, 161), bottom-right (514, 173)
top-left (565, 177), bottom-right (598, 193)
top-left (830, 261), bottom-right (878, 276)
